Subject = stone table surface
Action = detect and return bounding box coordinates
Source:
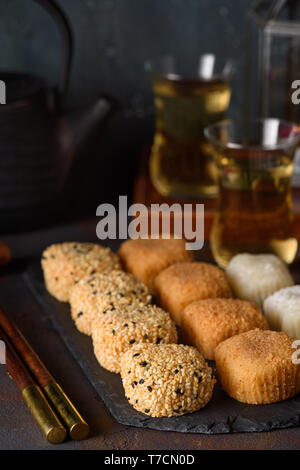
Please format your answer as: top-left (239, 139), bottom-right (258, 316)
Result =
top-left (0, 218), bottom-right (300, 450)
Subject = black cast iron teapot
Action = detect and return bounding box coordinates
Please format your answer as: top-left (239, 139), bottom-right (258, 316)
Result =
top-left (0, 0), bottom-right (114, 232)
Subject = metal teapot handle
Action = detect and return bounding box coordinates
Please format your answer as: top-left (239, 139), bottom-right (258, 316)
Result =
top-left (33, 0), bottom-right (73, 96)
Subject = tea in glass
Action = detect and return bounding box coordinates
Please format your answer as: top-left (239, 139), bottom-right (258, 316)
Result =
top-left (147, 55), bottom-right (233, 198)
top-left (205, 119), bottom-right (299, 268)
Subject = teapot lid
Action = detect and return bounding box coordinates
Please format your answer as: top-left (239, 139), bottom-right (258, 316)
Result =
top-left (0, 72), bottom-right (47, 103)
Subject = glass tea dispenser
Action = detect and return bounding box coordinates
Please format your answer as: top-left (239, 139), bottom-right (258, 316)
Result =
top-left (245, 0), bottom-right (300, 186)
top-left (246, 0), bottom-right (300, 121)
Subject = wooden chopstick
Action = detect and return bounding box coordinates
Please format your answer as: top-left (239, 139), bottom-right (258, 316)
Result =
top-left (0, 308), bottom-right (89, 440)
top-left (0, 327), bottom-right (66, 444)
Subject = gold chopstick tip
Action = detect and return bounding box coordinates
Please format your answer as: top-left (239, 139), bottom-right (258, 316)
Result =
top-left (44, 382), bottom-right (89, 440)
top-left (22, 385), bottom-right (67, 444)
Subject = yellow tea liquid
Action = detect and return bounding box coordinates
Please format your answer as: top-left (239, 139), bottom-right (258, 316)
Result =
top-left (150, 77), bottom-right (231, 198)
top-left (210, 146), bottom-right (298, 268)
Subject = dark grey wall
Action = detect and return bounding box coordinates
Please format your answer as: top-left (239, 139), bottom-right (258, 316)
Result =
top-left (0, 0), bottom-right (252, 217)
top-left (1, 0), bottom-right (252, 112)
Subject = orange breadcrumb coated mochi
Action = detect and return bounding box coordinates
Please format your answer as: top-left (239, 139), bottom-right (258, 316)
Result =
top-left (182, 298), bottom-right (269, 360)
top-left (153, 262), bottom-right (233, 326)
top-left (118, 238), bottom-right (194, 290)
top-left (215, 329), bottom-right (300, 404)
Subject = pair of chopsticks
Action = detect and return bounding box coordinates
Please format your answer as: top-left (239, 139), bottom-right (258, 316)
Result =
top-left (0, 308), bottom-right (89, 444)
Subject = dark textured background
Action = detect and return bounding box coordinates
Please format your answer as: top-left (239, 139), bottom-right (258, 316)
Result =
top-left (0, 0), bottom-right (252, 218)
top-left (0, 0), bottom-right (251, 109)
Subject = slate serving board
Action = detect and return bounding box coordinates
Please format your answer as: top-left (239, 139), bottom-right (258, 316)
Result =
top-left (24, 262), bottom-right (300, 434)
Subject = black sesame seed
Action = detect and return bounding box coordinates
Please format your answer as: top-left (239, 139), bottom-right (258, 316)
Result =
top-left (119, 293), bottom-right (124, 297)
top-left (134, 381), bottom-right (138, 385)
top-left (124, 323), bottom-right (128, 327)
top-left (77, 312), bottom-right (83, 318)
top-left (144, 409), bottom-right (150, 413)
top-left (131, 321), bottom-right (136, 325)
top-left (144, 334), bottom-right (148, 340)
top-left (112, 329), bottom-right (115, 335)
top-left (175, 388), bottom-right (183, 395)
top-left (198, 376), bottom-right (203, 384)
top-left (136, 400), bottom-right (138, 404)
top-left (179, 365), bottom-right (183, 369)
top-left (139, 379), bottom-right (144, 384)
top-left (129, 339), bottom-right (136, 344)
top-left (106, 291), bottom-right (112, 295)
top-left (90, 270), bottom-right (96, 275)
top-left (131, 290), bottom-right (137, 295)
top-left (128, 370), bottom-right (131, 374)
top-left (174, 369), bottom-right (179, 374)
top-left (157, 325), bottom-right (162, 329)
top-left (140, 361), bottom-right (147, 367)
top-left (193, 372), bottom-right (198, 378)
top-left (156, 337), bottom-right (162, 344)
top-left (173, 406), bottom-right (182, 413)
top-left (110, 307), bottom-right (116, 311)
top-left (194, 394), bottom-right (198, 399)
top-left (133, 353), bottom-right (140, 357)
top-left (147, 386), bottom-right (152, 392)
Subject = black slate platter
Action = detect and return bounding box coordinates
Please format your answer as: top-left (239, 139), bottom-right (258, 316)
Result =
top-left (24, 262), bottom-right (300, 434)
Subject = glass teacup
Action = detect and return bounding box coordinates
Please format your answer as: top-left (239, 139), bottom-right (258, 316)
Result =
top-left (146, 54), bottom-right (233, 199)
top-left (204, 118), bottom-right (300, 268)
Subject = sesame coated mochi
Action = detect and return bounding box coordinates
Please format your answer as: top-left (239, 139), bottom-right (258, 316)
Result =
top-left (92, 304), bottom-right (177, 373)
top-left (41, 242), bottom-right (121, 302)
top-left (226, 253), bottom-right (294, 306)
top-left (120, 344), bottom-right (215, 417)
top-left (70, 270), bottom-right (152, 335)
top-left (154, 262), bottom-right (232, 326)
top-left (182, 298), bottom-right (269, 360)
top-left (215, 329), bottom-right (300, 404)
top-left (118, 238), bottom-right (194, 290)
